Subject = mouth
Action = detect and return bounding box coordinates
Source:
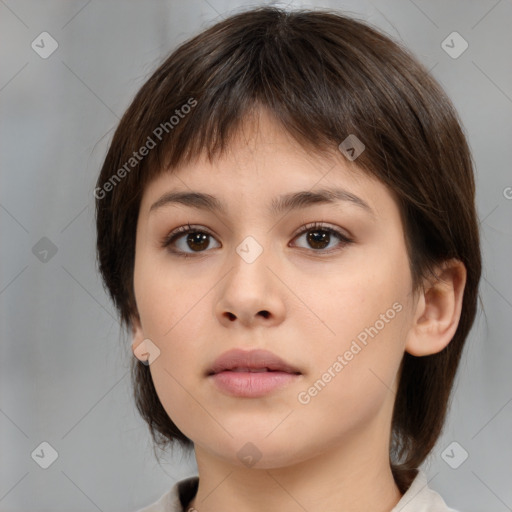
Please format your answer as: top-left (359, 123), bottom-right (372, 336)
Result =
top-left (207, 348), bottom-right (302, 375)
top-left (208, 366), bottom-right (301, 375)
top-left (207, 348), bottom-right (302, 397)
top-left (215, 367), bottom-right (295, 373)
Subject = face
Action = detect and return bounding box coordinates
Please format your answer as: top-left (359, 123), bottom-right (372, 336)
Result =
top-left (132, 109), bottom-right (418, 469)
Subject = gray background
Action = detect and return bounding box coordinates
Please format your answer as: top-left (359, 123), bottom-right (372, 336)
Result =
top-left (1, 0), bottom-right (511, 511)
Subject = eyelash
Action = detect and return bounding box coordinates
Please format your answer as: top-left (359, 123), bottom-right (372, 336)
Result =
top-left (160, 222), bottom-right (354, 258)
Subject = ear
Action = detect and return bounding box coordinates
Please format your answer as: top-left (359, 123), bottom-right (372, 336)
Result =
top-left (130, 311), bottom-right (147, 362)
top-left (130, 311), bottom-right (161, 365)
top-left (405, 259), bottom-right (467, 356)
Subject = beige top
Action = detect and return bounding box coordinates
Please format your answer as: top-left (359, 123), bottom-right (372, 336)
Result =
top-left (135, 470), bottom-right (459, 512)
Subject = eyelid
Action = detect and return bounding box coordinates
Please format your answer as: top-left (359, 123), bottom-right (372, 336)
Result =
top-left (160, 223), bottom-right (215, 247)
top-left (291, 220), bottom-right (352, 241)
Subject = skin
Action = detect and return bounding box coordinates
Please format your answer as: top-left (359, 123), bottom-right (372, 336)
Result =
top-left (131, 108), bottom-right (466, 512)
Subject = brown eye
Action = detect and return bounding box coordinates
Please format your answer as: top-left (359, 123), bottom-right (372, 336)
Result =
top-left (184, 232), bottom-right (211, 252)
top-left (162, 224), bottom-right (220, 257)
top-left (306, 229), bottom-right (331, 250)
top-left (162, 222), bottom-right (352, 258)
top-left (292, 222), bottom-right (353, 252)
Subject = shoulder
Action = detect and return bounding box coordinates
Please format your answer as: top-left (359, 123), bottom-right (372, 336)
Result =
top-left (133, 476), bottom-right (199, 512)
top-left (392, 470), bottom-right (460, 512)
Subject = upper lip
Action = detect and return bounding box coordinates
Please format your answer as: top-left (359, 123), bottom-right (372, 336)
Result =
top-left (207, 349), bottom-right (301, 375)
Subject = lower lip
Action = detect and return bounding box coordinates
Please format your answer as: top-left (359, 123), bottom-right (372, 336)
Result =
top-left (209, 371), bottom-right (300, 397)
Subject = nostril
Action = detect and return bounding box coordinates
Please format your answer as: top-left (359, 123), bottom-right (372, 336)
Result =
top-left (259, 310), bottom-right (270, 318)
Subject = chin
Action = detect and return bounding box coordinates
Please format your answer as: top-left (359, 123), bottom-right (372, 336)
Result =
top-left (199, 434), bottom-right (314, 470)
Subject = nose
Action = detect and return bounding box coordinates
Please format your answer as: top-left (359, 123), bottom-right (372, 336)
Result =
top-left (214, 239), bottom-right (286, 329)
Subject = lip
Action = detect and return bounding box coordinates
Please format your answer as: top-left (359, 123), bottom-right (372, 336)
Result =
top-left (207, 348), bottom-right (301, 398)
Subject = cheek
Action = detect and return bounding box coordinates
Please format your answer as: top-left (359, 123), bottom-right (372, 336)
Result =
top-left (292, 292), bottom-right (408, 445)
top-left (296, 250), bottom-right (411, 403)
top-left (135, 268), bottom-right (214, 436)
top-left (134, 246), bottom-right (206, 339)
top-left (299, 250), bottom-right (410, 347)
top-left (305, 290), bottom-right (407, 394)
top-left (133, 253), bottom-right (209, 397)
top-left (135, 282), bottom-right (210, 371)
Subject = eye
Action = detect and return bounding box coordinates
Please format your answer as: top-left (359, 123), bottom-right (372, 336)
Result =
top-left (291, 222), bottom-right (353, 253)
top-left (161, 223), bottom-right (220, 257)
top-left (161, 222), bottom-right (353, 258)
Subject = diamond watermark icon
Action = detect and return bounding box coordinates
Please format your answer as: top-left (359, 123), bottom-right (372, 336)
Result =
top-left (32, 237), bottom-right (58, 263)
top-left (31, 32), bottom-right (59, 59)
top-left (31, 441), bottom-right (59, 469)
top-left (441, 441), bottom-right (469, 469)
top-left (133, 338), bottom-right (161, 365)
top-left (237, 442), bottom-right (262, 468)
top-left (441, 32), bottom-right (468, 59)
top-left (338, 134), bottom-right (365, 161)
top-left (236, 236), bottom-right (263, 264)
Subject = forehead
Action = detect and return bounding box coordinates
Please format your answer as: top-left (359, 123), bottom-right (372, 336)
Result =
top-left (140, 109), bottom-right (401, 230)
top-left (138, 108), bottom-right (396, 222)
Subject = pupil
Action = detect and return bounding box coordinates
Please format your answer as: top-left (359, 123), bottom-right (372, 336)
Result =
top-left (308, 230), bottom-right (329, 249)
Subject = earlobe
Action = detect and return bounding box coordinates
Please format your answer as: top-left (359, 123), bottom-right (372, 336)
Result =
top-left (130, 313), bottom-right (160, 365)
top-left (405, 259), bottom-right (467, 357)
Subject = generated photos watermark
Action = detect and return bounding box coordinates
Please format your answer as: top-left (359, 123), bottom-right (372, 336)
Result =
top-left (94, 97), bottom-right (197, 200)
top-left (297, 301), bottom-right (403, 405)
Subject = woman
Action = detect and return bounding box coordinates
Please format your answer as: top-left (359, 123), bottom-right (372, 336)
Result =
top-left (95, 7), bottom-right (481, 511)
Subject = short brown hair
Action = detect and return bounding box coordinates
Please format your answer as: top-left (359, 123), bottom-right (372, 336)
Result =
top-left (95, 6), bottom-right (481, 492)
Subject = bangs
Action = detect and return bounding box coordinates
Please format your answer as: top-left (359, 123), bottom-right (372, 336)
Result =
top-left (118, 7), bottom-right (436, 196)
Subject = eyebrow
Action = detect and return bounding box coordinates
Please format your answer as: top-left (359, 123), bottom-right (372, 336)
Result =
top-left (149, 187), bottom-right (374, 217)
